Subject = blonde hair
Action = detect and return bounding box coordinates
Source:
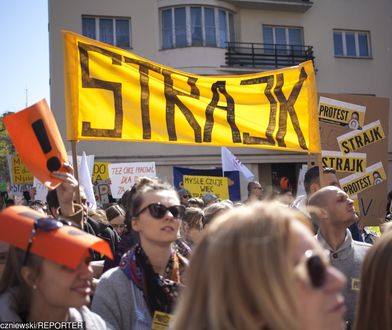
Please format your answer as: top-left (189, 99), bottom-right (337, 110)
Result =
top-left (173, 201), bottom-right (310, 330)
top-left (354, 229), bottom-right (392, 330)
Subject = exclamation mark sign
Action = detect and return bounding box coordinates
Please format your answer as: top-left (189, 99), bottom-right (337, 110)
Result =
top-left (31, 119), bottom-right (61, 172)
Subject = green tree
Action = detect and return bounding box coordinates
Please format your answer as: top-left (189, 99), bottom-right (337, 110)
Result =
top-left (0, 112), bottom-right (15, 184)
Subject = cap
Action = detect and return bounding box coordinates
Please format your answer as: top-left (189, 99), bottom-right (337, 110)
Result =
top-left (0, 205), bottom-right (113, 269)
top-left (202, 193), bottom-right (218, 205)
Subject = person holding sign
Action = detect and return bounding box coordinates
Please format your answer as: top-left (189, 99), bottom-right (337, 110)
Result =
top-left (92, 180), bottom-right (187, 330)
top-left (0, 205), bottom-right (113, 327)
top-left (173, 202), bottom-right (346, 330)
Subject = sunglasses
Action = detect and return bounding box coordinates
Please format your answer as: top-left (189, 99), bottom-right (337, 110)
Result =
top-left (134, 203), bottom-right (185, 219)
top-left (295, 250), bottom-right (328, 289)
top-left (23, 218), bottom-right (68, 266)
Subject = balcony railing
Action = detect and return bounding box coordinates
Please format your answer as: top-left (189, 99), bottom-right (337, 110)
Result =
top-left (225, 42), bottom-right (314, 69)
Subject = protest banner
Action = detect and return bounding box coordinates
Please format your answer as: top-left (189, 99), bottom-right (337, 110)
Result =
top-left (173, 166), bottom-right (240, 201)
top-left (7, 155), bottom-right (33, 185)
top-left (319, 93), bottom-right (389, 225)
top-left (319, 96), bottom-right (366, 129)
top-left (321, 151), bottom-right (367, 173)
top-left (3, 99), bottom-right (68, 190)
top-left (92, 162), bottom-right (110, 182)
top-left (108, 162), bottom-right (156, 198)
top-left (33, 177), bottom-right (48, 202)
top-left (183, 175), bottom-right (229, 200)
top-left (93, 179), bottom-right (111, 206)
top-left (63, 31), bottom-right (320, 153)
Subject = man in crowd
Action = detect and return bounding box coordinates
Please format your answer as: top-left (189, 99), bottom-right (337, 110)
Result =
top-left (243, 180), bottom-right (264, 203)
top-left (308, 186), bottom-right (370, 329)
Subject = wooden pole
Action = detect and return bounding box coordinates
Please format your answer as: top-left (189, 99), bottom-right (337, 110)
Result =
top-left (71, 140), bottom-right (81, 203)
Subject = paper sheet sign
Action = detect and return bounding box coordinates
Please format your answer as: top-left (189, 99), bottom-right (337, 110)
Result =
top-left (108, 162), bottom-right (156, 198)
top-left (337, 120), bottom-right (385, 154)
top-left (339, 162), bottom-right (386, 197)
top-left (2, 99), bottom-right (68, 190)
top-left (319, 96), bottom-right (366, 129)
top-left (321, 151), bottom-right (367, 173)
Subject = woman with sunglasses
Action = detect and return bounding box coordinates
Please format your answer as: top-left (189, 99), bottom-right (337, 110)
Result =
top-left (173, 201), bottom-right (347, 330)
top-left (354, 224), bottom-right (392, 330)
top-left (92, 180), bottom-right (187, 330)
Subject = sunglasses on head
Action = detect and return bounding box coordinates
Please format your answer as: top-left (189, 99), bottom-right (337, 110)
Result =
top-left (134, 203), bottom-right (185, 219)
top-left (23, 218), bottom-right (71, 266)
top-left (295, 250), bottom-right (328, 289)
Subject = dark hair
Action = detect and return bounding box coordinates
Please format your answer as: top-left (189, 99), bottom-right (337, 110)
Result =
top-left (46, 189), bottom-right (59, 209)
top-left (105, 204), bottom-right (126, 222)
top-left (304, 166), bottom-right (336, 194)
top-left (182, 207), bottom-right (204, 230)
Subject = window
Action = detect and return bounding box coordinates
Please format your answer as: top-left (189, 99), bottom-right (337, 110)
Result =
top-left (161, 6), bottom-right (234, 49)
top-left (82, 16), bottom-right (131, 48)
top-left (333, 30), bottom-right (371, 58)
top-left (263, 25), bottom-right (304, 55)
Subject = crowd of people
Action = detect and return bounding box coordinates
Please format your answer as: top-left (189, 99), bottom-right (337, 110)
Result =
top-left (0, 163), bottom-right (391, 329)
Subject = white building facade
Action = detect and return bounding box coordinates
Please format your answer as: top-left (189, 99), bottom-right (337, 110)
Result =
top-left (48, 0), bottom-right (392, 196)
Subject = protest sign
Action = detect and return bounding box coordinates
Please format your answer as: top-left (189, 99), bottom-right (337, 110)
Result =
top-left (319, 96), bottom-right (366, 129)
top-left (33, 177), bottom-right (48, 202)
top-left (183, 175), bottom-right (229, 200)
top-left (7, 155), bottom-right (33, 185)
top-left (321, 151), bottom-right (367, 173)
top-left (3, 99), bottom-right (68, 190)
top-left (63, 31), bottom-right (320, 153)
top-left (319, 93), bottom-right (389, 225)
top-left (108, 162), bottom-right (156, 198)
top-left (92, 162), bottom-right (110, 182)
top-left (173, 166), bottom-right (240, 201)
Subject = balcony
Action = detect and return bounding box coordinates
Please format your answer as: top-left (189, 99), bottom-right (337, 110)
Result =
top-left (225, 42), bottom-right (315, 69)
top-left (223, 0), bottom-right (313, 13)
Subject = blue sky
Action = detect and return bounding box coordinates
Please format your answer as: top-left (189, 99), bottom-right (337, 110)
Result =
top-left (0, 0), bottom-right (49, 115)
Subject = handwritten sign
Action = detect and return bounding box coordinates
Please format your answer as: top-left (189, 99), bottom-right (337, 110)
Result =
top-left (7, 155), bottom-right (33, 185)
top-left (108, 162), bottom-right (156, 198)
top-left (183, 175), bottom-right (229, 200)
top-left (92, 162), bottom-right (110, 182)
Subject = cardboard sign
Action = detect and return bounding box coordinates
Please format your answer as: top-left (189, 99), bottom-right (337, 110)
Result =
top-left (94, 179), bottom-right (111, 206)
top-left (337, 120), bottom-right (385, 154)
top-left (183, 175), bottom-right (229, 200)
top-left (319, 93), bottom-right (389, 225)
top-left (0, 205), bottom-right (112, 269)
top-left (108, 162), bottom-right (156, 198)
top-left (319, 96), bottom-right (366, 129)
top-left (7, 155), bottom-right (34, 185)
top-left (63, 31), bottom-right (320, 153)
top-left (321, 151), bottom-right (367, 173)
top-left (2, 99), bottom-right (68, 190)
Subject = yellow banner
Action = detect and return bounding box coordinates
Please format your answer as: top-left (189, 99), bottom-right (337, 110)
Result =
top-left (63, 31), bottom-right (320, 153)
top-left (183, 175), bottom-right (229, 200)
top-left (337, 120), bottom-right (385, 154)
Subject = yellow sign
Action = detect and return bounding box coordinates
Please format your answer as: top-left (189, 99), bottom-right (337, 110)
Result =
top-left (337, 120), bottom-right (385, 154)
top-left (321, 151), bottom-right (367, 173)
top-left (63, 31), bottom-right (320, 153)
top-left (340, 162), bottom-right (386, 197)
top-left (92, 162), bottom-right (110, 182)
top-left (319, 96), bottom-right (366, 129)
top-left (151, 311), bottom-right (172, 330)
top-left (9, 155), bottom-right (34, 185)
top-left (183, 175), bottom-right (229, 200)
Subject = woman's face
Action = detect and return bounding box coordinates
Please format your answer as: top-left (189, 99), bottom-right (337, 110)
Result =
top-left (110, 215), bottom-right (126, 236)
top-left (290, 220), bottom-right (347, 330)
top-left (132, 190), bottom-right (181, 247)
top-left (34, 256), bottom-right (93, 309)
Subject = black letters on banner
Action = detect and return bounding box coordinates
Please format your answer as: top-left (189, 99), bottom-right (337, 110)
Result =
top-left (78, 42), bottom-right (123, 138)
top-left (161, 69), bottom-right (202, 142)
top-left (203, 81), bottom-right (241, 143)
